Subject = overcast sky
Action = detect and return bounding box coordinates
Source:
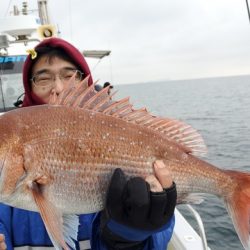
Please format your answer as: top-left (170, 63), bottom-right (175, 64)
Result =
top-left (1, 0), bottom-right (250, 84)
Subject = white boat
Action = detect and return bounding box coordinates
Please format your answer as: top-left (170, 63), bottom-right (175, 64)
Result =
top-left (0, 1), bottom-right (110, 111)
top-left (0, 1), bottom-right (211, 249)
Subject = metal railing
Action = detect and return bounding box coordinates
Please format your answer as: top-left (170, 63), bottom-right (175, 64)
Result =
top-left (186, 205), bottom-right (208, 250)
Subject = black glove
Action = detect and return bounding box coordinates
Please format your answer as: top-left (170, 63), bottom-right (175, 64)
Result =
top-left (101, 168), bottom-right (177, 250)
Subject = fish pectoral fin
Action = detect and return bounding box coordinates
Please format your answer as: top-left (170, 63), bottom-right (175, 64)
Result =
top-left (62, 214), bottom-right (79, 249)
top-left (29, 181), bottom-right (73, 250)
top-left (35, 175), bottom-right (50, 185)
top-left (177, 193), bottom-right (205, 205)
top-left (47, 214), bottom-right (79, 250)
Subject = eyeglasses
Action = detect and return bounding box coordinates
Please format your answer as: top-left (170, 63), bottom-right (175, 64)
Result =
top-left (31, 69), bottom-right (84, 87)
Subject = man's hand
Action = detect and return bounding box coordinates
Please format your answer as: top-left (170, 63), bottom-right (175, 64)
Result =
top-left (145, 160), bottom-right (173, 192)
top-left (105, 160), bottom-right (177, 231)
top-left (0, 234), bottom-right (6, 250)
top-left (101, 160), bottom-right (177, 249)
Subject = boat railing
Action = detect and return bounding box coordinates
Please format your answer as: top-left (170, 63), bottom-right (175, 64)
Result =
top-left (169, 206), bottom-right (210, 250)
top-left (186, 205), bottom-right (209, 250)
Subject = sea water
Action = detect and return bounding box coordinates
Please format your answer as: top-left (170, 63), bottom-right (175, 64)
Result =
top-left (116, 75), bottom-right (250, 250)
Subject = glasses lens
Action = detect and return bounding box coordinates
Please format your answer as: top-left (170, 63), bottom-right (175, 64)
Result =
top-left (60, 69), bottom-right (83, 82)
top-left (60, 69), bottom-right (76, 82)
top-left (75, 70), bottom-right (83, 81)
top-left (33, 73), bottom-right (53, 86)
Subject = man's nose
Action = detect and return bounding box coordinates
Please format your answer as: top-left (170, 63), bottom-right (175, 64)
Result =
top-left (52, 76), bottom-right (64, 94)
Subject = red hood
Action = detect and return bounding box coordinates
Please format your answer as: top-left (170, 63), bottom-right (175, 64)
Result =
top-left (22, 38), bottom-right (93, 107)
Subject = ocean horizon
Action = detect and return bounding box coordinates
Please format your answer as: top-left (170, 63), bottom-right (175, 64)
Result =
top-left (118, 73), bottom-right (250, 87)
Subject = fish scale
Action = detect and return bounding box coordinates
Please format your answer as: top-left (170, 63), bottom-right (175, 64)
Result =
top-left (0, 105), bottom-right (236, 206)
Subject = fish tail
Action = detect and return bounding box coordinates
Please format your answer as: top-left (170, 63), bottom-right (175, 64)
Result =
top-left (225, 170), bottom-right (250, 250)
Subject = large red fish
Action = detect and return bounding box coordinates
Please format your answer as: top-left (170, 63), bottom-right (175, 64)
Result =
top-left (0, 78), bottom-right (249, 249)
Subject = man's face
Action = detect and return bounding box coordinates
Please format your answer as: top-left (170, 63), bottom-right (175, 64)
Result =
top-left (31, 56), bottom-right (79, 103)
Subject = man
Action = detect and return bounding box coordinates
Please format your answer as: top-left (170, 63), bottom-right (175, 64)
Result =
top-left (0, 38), bottom-right (176, 250)
top-left (103, 82), bottom-right (113, 95)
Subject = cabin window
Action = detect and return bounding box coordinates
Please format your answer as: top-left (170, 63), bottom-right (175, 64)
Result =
top-left (0, 55), bottom-right (26, 112)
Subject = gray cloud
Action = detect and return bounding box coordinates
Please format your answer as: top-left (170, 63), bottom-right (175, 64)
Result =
top-left (1, 0), bottom-right (250, 84)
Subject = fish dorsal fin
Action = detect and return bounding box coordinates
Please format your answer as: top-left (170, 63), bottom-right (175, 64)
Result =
top-left (49, 77), bottom-right (207, 156)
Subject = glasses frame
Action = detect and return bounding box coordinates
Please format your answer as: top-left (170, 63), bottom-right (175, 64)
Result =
top-left (31, 69), bottom-right (84, 87)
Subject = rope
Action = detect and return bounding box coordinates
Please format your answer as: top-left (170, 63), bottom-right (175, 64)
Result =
top-left (91, 58), bottom-right (102, 72)
top-left (4, 0), bottom-right (13, 17)
top-left (69, 0), bottom-right (73, 40)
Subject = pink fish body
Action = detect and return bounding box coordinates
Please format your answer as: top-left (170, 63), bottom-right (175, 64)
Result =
top-left (0, 79), bottom-right (250, 250)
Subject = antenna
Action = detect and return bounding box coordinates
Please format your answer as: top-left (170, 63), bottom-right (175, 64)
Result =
top-left (246, 0), bottom-right (250, 23)
top-left (37, 0), bottom-right (50, 25)
top-left (22, 1), bottom-right (28, 15)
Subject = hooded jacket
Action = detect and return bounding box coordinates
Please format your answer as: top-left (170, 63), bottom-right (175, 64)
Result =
top-left (22, 37), bottom-right (93, 107)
